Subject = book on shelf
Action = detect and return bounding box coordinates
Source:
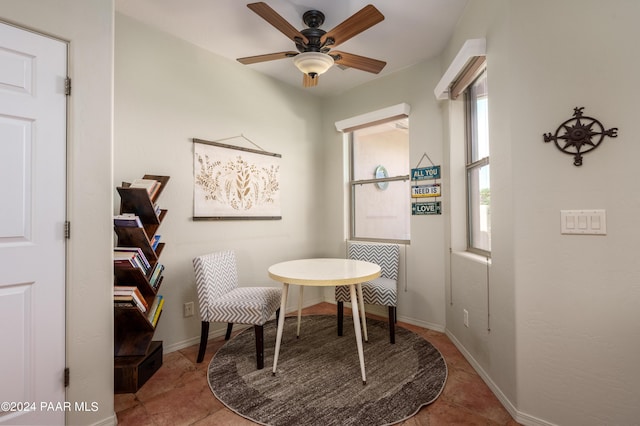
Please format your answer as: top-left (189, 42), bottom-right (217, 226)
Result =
top-left (114, 247), bottom-right (151, 271)
top-left (152, 296), bottom-right (164, 326)
top-left (149, 263), bottom-right (164, 289)
top-left (113, 213), bottom-right (142, 228)
top-left (130, 178), bottom-right (160, 199)
top-left (114, 284), bottom-right (145, 300)
top-left (114, 287), bottom-right (148, 313)
top-left (146, 294), bottom-right (164, 326)
top-left (150, 234), bottom-right (161, 250)
top-left (114, 250), bottom-right (150, 274)
top-left (114, 285), bottom-right (148, 306)
top-left (113, 297), bottom-right (146, 313)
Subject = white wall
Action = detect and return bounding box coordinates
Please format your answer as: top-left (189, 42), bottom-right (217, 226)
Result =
top-left (114, 14), bottom-right (327, 351)
top-left (442, 1), bottom-right (640, 424)
top-left (8, 2), bottom-right (632, 424)
top-left (1, 1), bottom-right (115, 425)
top-left (321, 60), bottom-right (447, 331)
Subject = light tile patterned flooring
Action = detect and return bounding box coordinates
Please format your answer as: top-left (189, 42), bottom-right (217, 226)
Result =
top-left (115, 303), bottom-right (521, 425)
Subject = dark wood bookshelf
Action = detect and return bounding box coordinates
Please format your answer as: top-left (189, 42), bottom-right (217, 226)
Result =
top-left (114, 341), bottom-right (163, 394)
top-left (113, 174), bottom-right (169, 393)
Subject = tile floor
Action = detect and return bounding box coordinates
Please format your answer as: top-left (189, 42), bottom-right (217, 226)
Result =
top-left (115, 303), bottom-right (521, 425)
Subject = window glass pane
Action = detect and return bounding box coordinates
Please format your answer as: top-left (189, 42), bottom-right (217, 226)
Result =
top-left (469, 72), bottom-right (489, 163)
top-left (352, 120), bottom-right (409, 181)
top-left (465, 68), bottom-right (490, 254)
top-left (349, 116), bottom-right (410, 242)
top-left (353, 180), bottom-right (410, 241)
top-left (467, 163), bottom-right (491, 252)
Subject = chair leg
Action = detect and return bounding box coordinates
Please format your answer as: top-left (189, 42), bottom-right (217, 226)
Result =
top-left (388, 306), bottom-right (396, 344)
top-left (254, 324), bottom-right (264, 370)
top-left (225, 323), bottom-right (233, 340)
top-left (276, 308), bottom-right (280, 321)
top-left (297, 286), bottom-right (304, 338)
top-left (197, 321), bottom-right (209, 363)
top-left (337, 301), bottom-right (344, 336)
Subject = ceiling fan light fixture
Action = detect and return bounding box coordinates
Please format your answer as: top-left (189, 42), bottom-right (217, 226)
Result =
top-left (293, 52), bottom-right (334, 77)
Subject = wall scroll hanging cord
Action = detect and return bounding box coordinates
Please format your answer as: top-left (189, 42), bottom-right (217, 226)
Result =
top-left (205, 133), bottom-right (267, 153)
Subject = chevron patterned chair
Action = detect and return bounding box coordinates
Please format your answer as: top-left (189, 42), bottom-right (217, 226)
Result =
top-left (335, 242), bottom-right (400, 343)
top-left (193, 250), bottom-right (281, 369)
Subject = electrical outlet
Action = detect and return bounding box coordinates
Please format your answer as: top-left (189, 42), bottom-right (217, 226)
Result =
top-left (184, 301), bottom-right (195, 317)
top-left (463, 309), bottom-right (469, 327)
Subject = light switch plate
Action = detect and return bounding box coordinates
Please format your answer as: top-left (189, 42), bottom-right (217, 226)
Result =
top-left (561, 210), bottom-right (606, 235)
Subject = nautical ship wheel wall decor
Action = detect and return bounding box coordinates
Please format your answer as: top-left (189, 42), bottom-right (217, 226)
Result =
top-left (543, 107), bottom-right (618, 166)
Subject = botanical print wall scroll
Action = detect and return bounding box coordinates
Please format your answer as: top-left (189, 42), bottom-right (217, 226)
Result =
top-left (193, 138), bottom-right (281, 220)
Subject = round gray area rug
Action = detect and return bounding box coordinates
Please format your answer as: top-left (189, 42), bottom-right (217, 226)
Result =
top-left (208, 315), bottom-right (447, 426)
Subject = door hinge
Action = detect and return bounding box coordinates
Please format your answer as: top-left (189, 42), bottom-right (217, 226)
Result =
top-left (64, 368), bottom-right (70, 387)
top-left (65, 77), bottom-right (71, 96)
top-left (64, 221), bottom-right (71, 239)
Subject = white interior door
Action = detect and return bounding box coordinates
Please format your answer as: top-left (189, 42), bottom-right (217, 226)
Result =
top-left (0, 22), bottom-right (67, 425)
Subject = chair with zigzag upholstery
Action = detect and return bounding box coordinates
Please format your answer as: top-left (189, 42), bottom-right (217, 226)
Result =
top-left (335, 242), bottom-right (400, 344)
top-left (193, 250), bottom-right (281, 369)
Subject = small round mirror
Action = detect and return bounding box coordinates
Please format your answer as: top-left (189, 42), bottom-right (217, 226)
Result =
top-left (375, 165), bottom-right (388, 190)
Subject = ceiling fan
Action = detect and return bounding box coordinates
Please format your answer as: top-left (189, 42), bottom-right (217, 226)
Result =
top-left (237, 2), bottom-right (387, 88)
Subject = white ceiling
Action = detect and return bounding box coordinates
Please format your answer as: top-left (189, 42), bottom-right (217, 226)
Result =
top-left (115, 0), bottom-right (468, 97)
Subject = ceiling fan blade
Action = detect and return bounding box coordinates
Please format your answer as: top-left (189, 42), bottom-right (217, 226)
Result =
top-left (303, 73), bottom-right (319, 88)
top-left (247, 2), bottom-right (309, 44)
top-left (237, 51), bottom-right (298, 65)
top-left (332, 51), bottom-right (386, 74)
top-left (320, 5), bottom-right (384, 48)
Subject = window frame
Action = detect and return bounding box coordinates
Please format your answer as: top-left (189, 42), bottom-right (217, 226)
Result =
top-left (464, 68), bottom-right (490, 256)
top-left (348, 122), bottom-right (410, 244)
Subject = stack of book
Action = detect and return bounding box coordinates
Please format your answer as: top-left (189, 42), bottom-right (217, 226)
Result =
top-left (147, 295), bottom-right (164, 327)
top-left (130, 178), bottom-right (161, 200)
top-left (114, 214), bottom-right (142, 228)
top-left (114, 286), bottom-right (149, 313)
top-left (114, 247), bottom-right (150, 274)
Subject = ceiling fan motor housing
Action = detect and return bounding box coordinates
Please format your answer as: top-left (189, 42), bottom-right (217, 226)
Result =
top-left (302, 10), bottom-right (324, 28)
top-left (297, 10), bottom-right (332, 53)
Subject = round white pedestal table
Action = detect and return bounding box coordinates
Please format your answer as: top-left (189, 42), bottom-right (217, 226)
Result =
top-left (268, 258), bottom-right (381, 385)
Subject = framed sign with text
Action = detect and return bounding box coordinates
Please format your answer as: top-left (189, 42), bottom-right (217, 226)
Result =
top-left (411, 161), bottom-right (442, 215)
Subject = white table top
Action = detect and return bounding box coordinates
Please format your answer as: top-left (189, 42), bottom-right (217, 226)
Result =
top-left (268, 258), bottom-right (381, 287)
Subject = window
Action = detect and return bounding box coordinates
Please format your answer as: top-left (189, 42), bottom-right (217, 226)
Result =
top-left (349, 118), bottom-right (410, 242)
top-left (465, 69), bottom-right (490, 254)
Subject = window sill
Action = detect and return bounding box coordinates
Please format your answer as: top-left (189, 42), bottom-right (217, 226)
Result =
top-left (451, 250), bottom-right (491, 266)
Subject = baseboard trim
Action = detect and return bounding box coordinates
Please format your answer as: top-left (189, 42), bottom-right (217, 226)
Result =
top-left (90, 412), bottom-right (117, 426)
top-left (445, 330), bottom-right (556, 426)
top-left (163, 296), bottom-right (326, 354)
top-left (323, 300), bottom-right (446, 333)
top-left (397, 314), bottom-right (445, 333)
